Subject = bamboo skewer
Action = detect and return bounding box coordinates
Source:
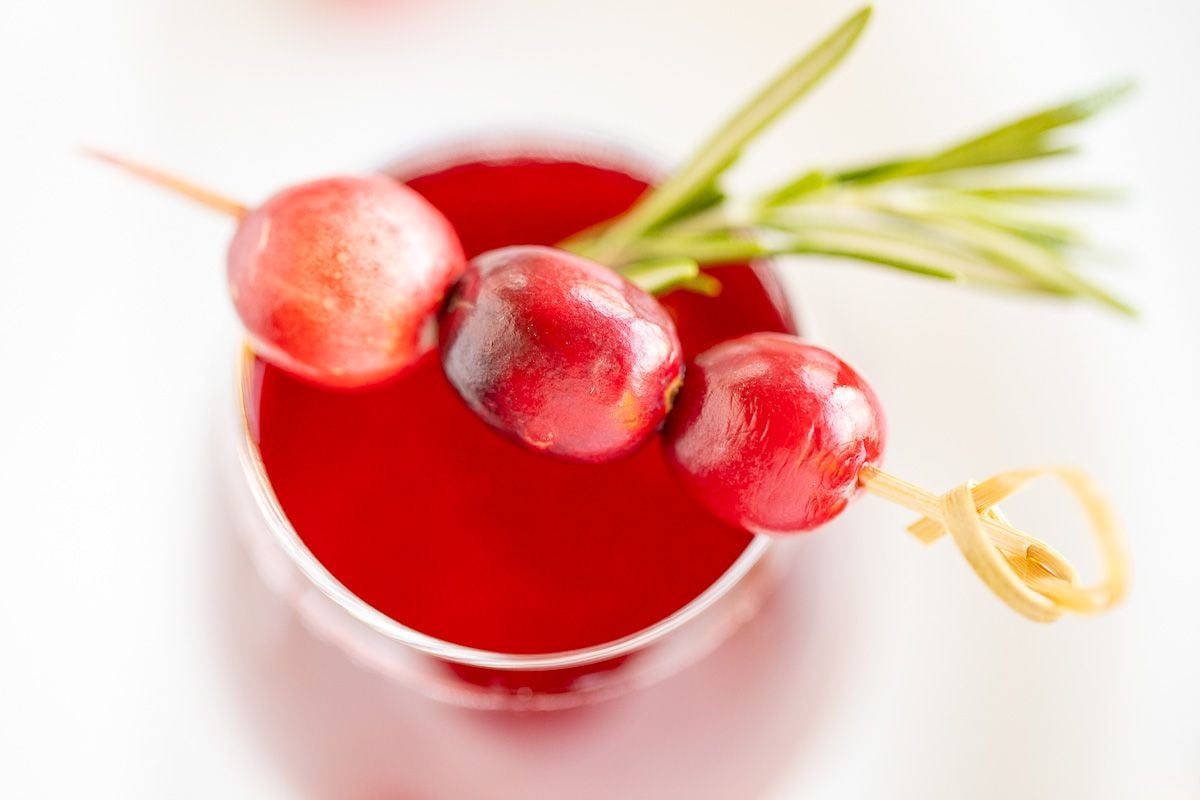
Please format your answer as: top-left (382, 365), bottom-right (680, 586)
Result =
top-left (83, 148), bottom-right (247, 218)
top-left (859, 464), bottom-right (1130, 622)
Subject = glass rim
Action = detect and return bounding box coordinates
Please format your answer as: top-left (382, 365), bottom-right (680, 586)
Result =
top-left (377, 125), bottom-right (670, 191)
top-left (231, 132), bottom-right (775, 671)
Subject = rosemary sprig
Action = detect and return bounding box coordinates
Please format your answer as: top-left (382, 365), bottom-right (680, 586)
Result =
top-left (568, 6), bottom-right (872, 265)
top-left (566, 5), bottom-right (1133, 315)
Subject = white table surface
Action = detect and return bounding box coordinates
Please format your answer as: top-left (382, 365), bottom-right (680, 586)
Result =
top-left (2, 0), bottom-right (1197, 797)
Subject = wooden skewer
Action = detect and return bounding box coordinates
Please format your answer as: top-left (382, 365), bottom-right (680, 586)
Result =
top-left (82, 147), bottom-right (248, 218)
top-left (859, 464), bottom-right (1130, 622)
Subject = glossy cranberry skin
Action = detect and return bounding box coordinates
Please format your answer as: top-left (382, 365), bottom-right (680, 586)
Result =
top-left (439, 245), bottom-right (684, 463)
top-left (228, 176), bottom-right (465, 388)
top-left (662, 332), bottom-right (886, 534)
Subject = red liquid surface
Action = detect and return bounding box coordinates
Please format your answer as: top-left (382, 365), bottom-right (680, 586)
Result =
top-left (247, 144), bottom-right (796, 654)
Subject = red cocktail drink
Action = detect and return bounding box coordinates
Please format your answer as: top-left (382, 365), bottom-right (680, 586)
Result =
top-left (240, 136), bottom-right (796, 692)
top-left (221, 137), bottom-right (859, 798)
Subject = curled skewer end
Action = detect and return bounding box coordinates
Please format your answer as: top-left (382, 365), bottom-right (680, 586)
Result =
top-left (858, 463), bottom-right (1129, 622)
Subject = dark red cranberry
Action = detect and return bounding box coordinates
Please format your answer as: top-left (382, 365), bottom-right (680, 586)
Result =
top-left (439, 245), bottom-right (684, 463)
top-left (662, 332), bottom-right (886, 534)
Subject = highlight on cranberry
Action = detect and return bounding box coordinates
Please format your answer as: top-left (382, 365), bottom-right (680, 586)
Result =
top-left (228, 176), bottom-right (466, 388)
top-left (662, 332), bottom-right (885, 534)
top-left (439, 245), bottom-right (684, 463)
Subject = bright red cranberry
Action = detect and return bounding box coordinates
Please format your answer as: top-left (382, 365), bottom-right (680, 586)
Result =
top-left (439, 245), bottom-right (684, 463)
top-left (662, 332), bottom-right (886, 534)
top-left (228, 176), bottom-right (465, 388)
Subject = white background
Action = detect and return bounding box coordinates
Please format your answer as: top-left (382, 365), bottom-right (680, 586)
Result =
top-left (2, 0), bottom-right (1197, 797)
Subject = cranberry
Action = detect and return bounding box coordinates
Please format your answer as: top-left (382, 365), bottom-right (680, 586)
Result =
top-left (439, 245), bottom-right (684, 463)
top-left (662, 332), bottom-right (886, 534)
top-left (228, 176), bottom-right (465, 388)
